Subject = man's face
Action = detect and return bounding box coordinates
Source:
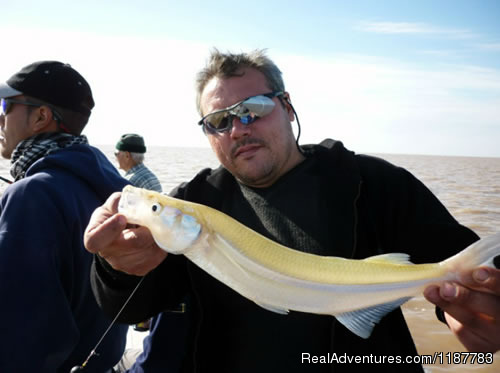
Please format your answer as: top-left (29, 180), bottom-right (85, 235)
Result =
top-left (199, 68), bottom-right (303, 188)
top-left (0, 97), bottom-right (33, 159)
top-left (114, 150), bottom-right (132, 171)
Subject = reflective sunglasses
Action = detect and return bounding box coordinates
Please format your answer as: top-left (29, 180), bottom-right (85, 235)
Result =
top-left (198, 91), bottom-right (284, 133)
top-left (1, 98), bottom-right (43, 116)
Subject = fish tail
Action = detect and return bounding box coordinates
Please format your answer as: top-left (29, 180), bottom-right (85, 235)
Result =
top-left (442, 232), bottom-right (500, 271)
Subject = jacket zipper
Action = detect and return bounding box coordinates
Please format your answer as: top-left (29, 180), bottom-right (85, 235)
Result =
top-left (330, 179), bottom-right (363, 373)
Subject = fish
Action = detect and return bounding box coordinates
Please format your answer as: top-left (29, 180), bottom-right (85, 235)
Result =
top-left (118, 185), bottom-right (500, 339)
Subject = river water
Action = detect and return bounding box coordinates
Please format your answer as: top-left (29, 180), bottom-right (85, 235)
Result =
top-left (0, 146), bottom-right (499, 371)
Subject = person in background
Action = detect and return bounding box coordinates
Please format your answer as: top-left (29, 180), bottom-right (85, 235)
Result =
top-left (84, 49), bottom-right (500, 372)
top-left (113, 133), bottom-right (162, 372)
top-left (0, 61), bottom-right (128, 372)
top-left (115, 133), bottom-right (162, 193)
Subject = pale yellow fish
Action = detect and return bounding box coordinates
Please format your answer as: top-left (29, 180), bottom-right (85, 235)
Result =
top-left (118, 185), bottom-right (500, 339)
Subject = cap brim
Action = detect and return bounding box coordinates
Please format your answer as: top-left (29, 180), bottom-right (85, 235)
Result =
top-left (0, 83), bottom-right (22, 99)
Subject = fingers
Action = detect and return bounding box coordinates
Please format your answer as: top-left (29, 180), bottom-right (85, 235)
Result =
top-left (424, 268), bottom-right (500, 316)
top-left (459, 267), bottom-right (500, 295)
top-left (444, 314), bottom-right (493, 352)
top-left (424, 278), bottom-right (500, 352)
top-left (101, 226), bottom-right (168, 276)
top-left (84, 192), bottom-right (168, 276)
top-left (84, 212), bottom-right (127, 254)
top-left (84, 193), bottom-right (126, 254)
top-left (425, 283), bottom-right (498, 325)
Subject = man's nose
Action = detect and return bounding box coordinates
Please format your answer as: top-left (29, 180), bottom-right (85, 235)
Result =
top-left (229, 117), bottom-right (252, 139)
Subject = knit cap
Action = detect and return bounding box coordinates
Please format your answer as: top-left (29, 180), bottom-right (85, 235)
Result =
top-left (115, 134), bottom-right (146, 153)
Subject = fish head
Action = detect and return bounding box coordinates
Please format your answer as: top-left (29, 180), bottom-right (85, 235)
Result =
top-left (118, 185), bottom-right (201, 254)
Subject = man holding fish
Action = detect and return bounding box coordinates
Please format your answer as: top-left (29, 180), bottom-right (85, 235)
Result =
top-left (85, 49), bottom-right (500, 372)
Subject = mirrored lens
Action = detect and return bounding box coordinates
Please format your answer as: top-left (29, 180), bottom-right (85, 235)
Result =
top-left (237, 95), bottom-right (275, 118)
top-left (0, 99), bottom-right (9, 116)
top-left (238, 112), bottom-right (259, 125)
top-left (204, 110), bottom-right (261, 132)
top-left (203, 95), bottom-right (275, 132)
top-left (199, 92), bottom-right (283, 133)
top-left (203, 110), bottom-right (231, 130)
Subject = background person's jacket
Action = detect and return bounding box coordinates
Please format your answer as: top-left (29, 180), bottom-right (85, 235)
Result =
top-left (0, 144), bottom-right (129, 372)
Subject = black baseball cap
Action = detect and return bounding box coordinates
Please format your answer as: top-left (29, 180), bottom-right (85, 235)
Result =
top-left (0, 61), bottom-right (94, 117)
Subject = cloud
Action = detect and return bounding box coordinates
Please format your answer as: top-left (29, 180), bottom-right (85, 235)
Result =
top-left (417, 50), bottom-right (459, 58)
top-left (274, 52), bottom-right (500, 156)
top-left (355, 21), bottom-right (477, 39)
top-left (1, 26), bottom-right (499, 156)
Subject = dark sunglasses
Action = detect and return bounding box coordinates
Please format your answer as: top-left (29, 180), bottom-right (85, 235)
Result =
top-left (1, 97), bottom-right (64, 125)
top-left (198, 91), bottom-right (284, 134)
top-left (1, 98), bottom-right (43, 116)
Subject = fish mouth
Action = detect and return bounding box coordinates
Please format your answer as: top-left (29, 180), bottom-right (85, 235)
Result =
top-left (118, 187), bottom-right (141, 220)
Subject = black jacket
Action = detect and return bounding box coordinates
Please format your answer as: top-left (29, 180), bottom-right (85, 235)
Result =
top-left (93, 140), bottom-right (478, 373)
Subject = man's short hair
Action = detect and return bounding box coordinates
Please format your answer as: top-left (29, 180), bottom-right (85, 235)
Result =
top-left (195, 49), bottom-right (285, 115)
top-left (130, 152), bottom-right (145, 164)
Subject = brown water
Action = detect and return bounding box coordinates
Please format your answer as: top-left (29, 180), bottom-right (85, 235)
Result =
top-left (379, 154), bottom-right (500, 373)
top-left (1, 147), bottom-right (499, 371)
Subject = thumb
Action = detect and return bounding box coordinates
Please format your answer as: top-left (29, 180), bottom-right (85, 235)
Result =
top-left (84, 193), bottom-right (128, 253)
top-left (84, 212), bottom-right (128, 253)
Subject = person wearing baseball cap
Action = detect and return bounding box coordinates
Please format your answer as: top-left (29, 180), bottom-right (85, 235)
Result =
top-left (114, 133), bottom-right (162, 193)
top-left (0, 61), bottom-right (128, 372)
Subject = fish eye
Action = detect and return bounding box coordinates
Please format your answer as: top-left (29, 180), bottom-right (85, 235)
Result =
top-left (151, 203), bottom-right (163, 215)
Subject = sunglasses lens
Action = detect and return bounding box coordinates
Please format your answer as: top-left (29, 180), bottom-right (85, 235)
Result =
top-left (0, 99), bottom-right (8, 116)
top-left (199, 93), bottom-right (279, 133)
top-left (203, 111), bottom-right (232, 132)
top-left (239, 113), bottom-right (259, 125)
top-left (239, 95), bottom-right (275, 118)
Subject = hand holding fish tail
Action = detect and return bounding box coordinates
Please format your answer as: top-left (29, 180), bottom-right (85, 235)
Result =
top-left (84, 192), bottom-right (167, 276)
top-left (424, 267), bottom-right (500, 353)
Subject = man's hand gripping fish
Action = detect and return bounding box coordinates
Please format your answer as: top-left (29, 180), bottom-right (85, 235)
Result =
top-left (118, 185), bottom-right (500, 339)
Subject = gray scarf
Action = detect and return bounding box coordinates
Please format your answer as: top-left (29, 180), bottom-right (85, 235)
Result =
top-left (10, 132), bottom-right (88, 181)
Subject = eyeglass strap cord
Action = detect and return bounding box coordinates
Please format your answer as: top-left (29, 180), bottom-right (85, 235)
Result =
top-left (280, 96), bottom-right (304, 155)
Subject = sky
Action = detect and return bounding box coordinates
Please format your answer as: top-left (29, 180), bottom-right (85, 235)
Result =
top-left (1, 0), bottom-right (499, 157)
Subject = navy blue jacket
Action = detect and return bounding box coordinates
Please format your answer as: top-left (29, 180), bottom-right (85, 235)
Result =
top-left (0, 144), bottom-right (129, 372)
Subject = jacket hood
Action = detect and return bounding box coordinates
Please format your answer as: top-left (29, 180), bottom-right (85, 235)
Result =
top-left (25, 144), bottom-right (127, 201)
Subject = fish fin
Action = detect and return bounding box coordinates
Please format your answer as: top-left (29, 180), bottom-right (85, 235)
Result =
top-left (335, 297), bottom-right (412, 339)
top-left (362, 253), bottom-right (413, 265)
top-left (255, 301), bottom-right (290, 315)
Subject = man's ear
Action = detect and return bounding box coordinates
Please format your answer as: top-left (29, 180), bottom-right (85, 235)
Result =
top-left (282, 92), bottom-right (295, 122)
top-left (31, 106), bottom-right (59, 133)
